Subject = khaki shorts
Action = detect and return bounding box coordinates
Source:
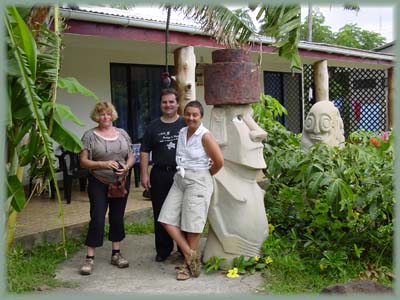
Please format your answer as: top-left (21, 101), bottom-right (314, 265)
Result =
top-left (158, 169), bottom-right (213, 233)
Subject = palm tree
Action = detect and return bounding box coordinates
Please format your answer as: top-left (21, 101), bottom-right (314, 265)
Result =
top-left (169, 4), bottom-right (303, 71)
top-left (169, 3), bottom-right (362, 70)
top-left (306, 4), bottom-right (360, 42)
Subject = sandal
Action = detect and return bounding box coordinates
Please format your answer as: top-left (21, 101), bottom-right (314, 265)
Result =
top-left (176, 264), bottom-right (191, 281)
top-left (188, 249), bottom-right (201, 278)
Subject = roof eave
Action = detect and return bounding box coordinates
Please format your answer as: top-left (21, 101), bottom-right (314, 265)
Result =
top-left (59, 7), bottom-right (395, 63)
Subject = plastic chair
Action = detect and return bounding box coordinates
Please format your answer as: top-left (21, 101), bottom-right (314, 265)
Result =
top-left (55, 148), bottom-right (89, 204)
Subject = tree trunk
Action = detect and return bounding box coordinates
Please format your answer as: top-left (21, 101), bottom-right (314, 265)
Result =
top-left (307, 4), bottom-right (312, 42)
top-left (313, 60), bottom-right (329, 102)
top-left (173, 46), bottom-right (196, 114)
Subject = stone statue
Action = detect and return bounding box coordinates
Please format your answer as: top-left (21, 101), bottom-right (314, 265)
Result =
top-left (173, 46), bottom-right (196, 114)
top-left (202, 48), bottom-right (269, 265)
top-left (301, 100), bottom-right (345, 149)
top-left (203, 105), bottom-right (269, 264)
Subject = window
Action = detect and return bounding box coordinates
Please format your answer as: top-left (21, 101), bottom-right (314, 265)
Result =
top-left (110, 63), bottom-right (174, 142)
top-left (264, 71), bottom-right (302, 133)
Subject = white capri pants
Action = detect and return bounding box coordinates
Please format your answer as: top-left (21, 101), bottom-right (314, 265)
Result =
top-left (158, 169), bottom-right (213, 233)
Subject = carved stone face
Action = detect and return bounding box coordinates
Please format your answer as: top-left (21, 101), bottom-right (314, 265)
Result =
top-left (211, 105), bottom-right (267, 169)
top-left (174, 46), bottom-right (196, 102)
top-left (301, 100), bottom-right (345, 149)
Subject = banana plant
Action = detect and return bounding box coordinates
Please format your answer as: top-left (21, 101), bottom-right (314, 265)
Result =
top-left (5, 5), bottom-right (99, 253)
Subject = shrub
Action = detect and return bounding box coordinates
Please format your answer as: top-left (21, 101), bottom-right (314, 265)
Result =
top-left (253, 95), bottom-right (394, 271)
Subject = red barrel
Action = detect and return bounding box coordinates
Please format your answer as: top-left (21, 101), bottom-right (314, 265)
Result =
top-left (204, 49), bottom-right (260, 105)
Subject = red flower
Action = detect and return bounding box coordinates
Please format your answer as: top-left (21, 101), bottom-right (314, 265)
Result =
top-left (370, 137), bottom-right (381, 147)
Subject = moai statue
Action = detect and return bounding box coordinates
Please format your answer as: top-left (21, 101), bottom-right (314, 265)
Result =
top-left (173, 46), bottom-right (196, 114)
top-left (301, 100), bottom-right (345, 149)
top-left (203, 49), bottom-right (269, 265)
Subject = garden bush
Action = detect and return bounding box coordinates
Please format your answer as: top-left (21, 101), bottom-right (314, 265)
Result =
top-left (253, 94), bottom-right (394, 272)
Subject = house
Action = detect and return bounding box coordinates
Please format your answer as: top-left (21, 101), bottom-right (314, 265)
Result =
top-left (374, 41), bottom-right (395, 54)
top-left (57, 5), bottom-right (395, 140)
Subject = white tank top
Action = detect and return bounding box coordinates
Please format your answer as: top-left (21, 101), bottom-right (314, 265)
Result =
top-left (176, 123), bottom-right (210, 170)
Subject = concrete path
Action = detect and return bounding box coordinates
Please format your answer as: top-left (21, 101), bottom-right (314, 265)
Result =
top-left (46, 234), bottom-right (265, 296)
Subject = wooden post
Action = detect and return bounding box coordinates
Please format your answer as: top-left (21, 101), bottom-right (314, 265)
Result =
top-left (313, 60), bottom-right (329, 102)
top-left (387, 67), bottom-right (394, 130)
top-left (173, 46), bottom-right (196, 115)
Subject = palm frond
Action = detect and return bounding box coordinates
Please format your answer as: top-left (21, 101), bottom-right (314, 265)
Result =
top-left (170, 4), bottom-right (302, 71)
top-left (172, 5), bottom-right (258, 48)
top-left (258, 5), bottom-right (302, 70)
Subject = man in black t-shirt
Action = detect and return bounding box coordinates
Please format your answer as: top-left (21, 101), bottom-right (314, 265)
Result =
top-left (140, 88), bottom-right (186, 262)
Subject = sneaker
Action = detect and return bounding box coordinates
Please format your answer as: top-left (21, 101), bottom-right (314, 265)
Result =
top-left (111, 253), bottom-right (129, 268)
top-left (80, 258), bottom-right (94, 275)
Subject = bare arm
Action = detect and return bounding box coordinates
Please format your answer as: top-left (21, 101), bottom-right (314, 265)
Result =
top-left (202, 132), bottom-right (224, 176)
top-left (140, 152), bottom-right (151, 190)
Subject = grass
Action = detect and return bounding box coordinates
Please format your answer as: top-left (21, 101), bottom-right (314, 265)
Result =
top-left (8, 219), bottom-right (393, 295)
top-left (260, 258), bottom-right (393, 294)
top-left (7, 220), bottom-right (154, 293)
top-left (7, 237), bottom-right (84, 293)
top-left (203, 232), bottom-right (393, 295)
top-left (257, 234), bottom-right (393, 295)
top-left (104, 219), bottom-right (154, 236)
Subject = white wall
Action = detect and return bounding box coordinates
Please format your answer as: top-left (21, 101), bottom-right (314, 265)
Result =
top-left (59, 35), bottom-right (219, 136)
top-left (59, 35), bottom-right (289, 136)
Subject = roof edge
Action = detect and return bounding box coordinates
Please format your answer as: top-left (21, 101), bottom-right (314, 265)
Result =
top-left (59, 7), bottom-right (395, 62)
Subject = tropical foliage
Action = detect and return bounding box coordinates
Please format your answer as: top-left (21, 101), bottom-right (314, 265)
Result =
top-left (300, 11), bottom-right (386, 49)
top-left (169, 4), bottom-right (302, 71)
top-left (252, 95), bottom-right (394, 274)
top-left (204, 95), bottom-right (393, 289)
top-left (5, 5), bottom-right (99, 252)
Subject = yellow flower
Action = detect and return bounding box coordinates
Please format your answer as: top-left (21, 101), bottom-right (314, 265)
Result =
top-left (352, 210), bottom-right (360, 218)
top-left (254, 256), bottom-right (260, 262)
top-left (227, 267), bottom-right (239, 278)
top-left (264, 256), bottom-right (273, 264)
top-left (320, 264), bottom-right (327, 270)
top-left (268, 224), bottom-right (275, 233)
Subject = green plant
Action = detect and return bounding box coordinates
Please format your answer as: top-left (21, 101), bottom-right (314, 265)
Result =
top-left (259, 232), bottom-right (393, 294)
top-left (203, 256), bottom-right (227, 272)
top-left (266, 128), bottom-right (393, 260)
top-left (252, 94), bottom-right (394, 275)
top-left (104, 220), bottom-right (155, 236)
top-left (7, 220), bottom-right (155, 293)
top-left (5, 5), bottom-right (99, 253)
top-left (7, 238), bottom-right (83, 293)
top-left (231, 255), bottom-right (268, 274)
top-left (204, 254), bottom-right (271, 275)
top-left (319, 250), bottom-right (348, 274)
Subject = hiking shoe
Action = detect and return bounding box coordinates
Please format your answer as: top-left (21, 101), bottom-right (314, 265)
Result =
top-left (80, 258), bottom-right (94, 275)
top-left (111, 253), bottom-right (129, 268)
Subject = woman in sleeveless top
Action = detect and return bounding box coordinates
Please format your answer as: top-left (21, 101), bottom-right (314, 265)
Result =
top-left (158, 100), bottom-right (224, 280)
top-left (79, 102), bottom-right (134, 275)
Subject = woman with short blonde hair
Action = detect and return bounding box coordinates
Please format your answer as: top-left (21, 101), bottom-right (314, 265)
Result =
top-left (79, 101), bottom-right (134, 275)
top-left (90, 101), bottom-right (119, 122)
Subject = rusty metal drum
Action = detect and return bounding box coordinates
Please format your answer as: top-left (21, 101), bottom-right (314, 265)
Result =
top-left (204, 49), bottom-right (260, 105)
